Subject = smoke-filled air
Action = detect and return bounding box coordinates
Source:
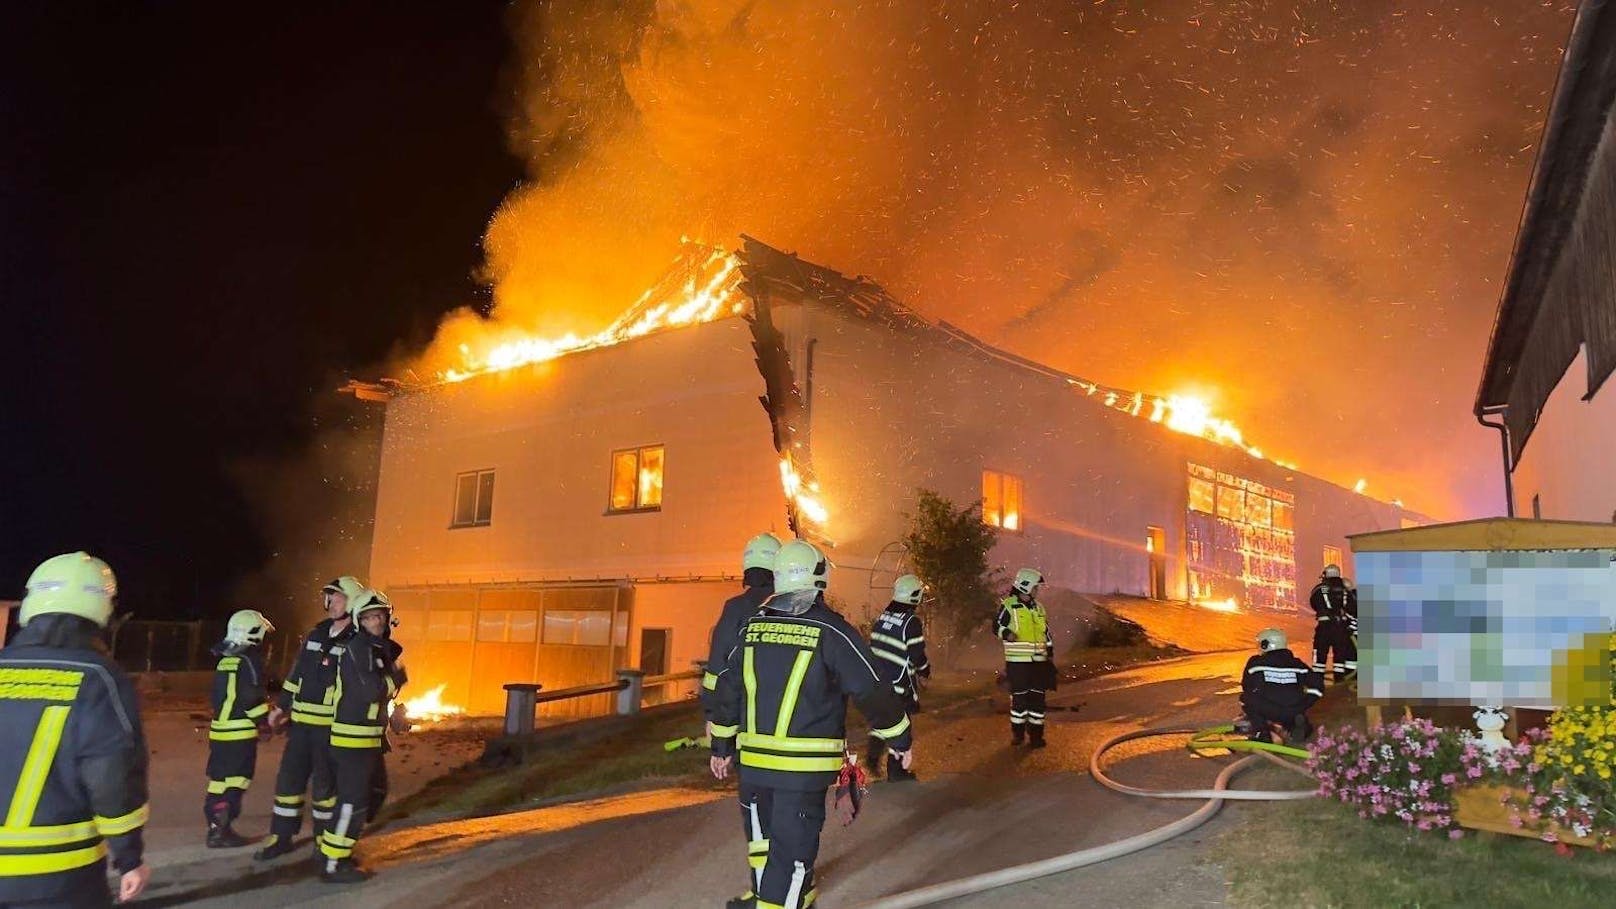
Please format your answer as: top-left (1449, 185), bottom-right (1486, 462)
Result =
top-left (414, 0), bottom-right (1575, 519)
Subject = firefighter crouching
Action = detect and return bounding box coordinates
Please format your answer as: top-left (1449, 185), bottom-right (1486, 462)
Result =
top-left (1, 552), bottom-right (150, 908)
top-left (256, 575), bottom-right (364, 862)
top-left (710, 540), bottom-right (914, 909)
top-left (1240, 628), bottom-right (1323, 743)
top-left (701, 533), bottom-right (781, 726)
top-left (996, 568), bottom-right (1055, 748)
top-left (1308, 564), bottom-right (1358, 683)
top-left (204, 609), bottom-right (276, 848)
top-left (319, 589), bottom-right (406, 884)
top-left (866, 573), bottom-right (930, 782)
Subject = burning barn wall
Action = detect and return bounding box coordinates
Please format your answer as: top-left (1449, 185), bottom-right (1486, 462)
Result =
top-left (363, 236), bottom-right (1421, 716)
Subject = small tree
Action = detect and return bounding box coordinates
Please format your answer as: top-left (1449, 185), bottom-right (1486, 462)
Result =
top-left (901, 488), bottom-right (1001, 645)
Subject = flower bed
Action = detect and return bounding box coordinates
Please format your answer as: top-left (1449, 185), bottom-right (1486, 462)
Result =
top-left (1309, 707), bottom-right (1616, 848)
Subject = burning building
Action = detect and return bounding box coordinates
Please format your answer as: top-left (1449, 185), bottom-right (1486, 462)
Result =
top-left (350, 236), bottom-right (1423, 717)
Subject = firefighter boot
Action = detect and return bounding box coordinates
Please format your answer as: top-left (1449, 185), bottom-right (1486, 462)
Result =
top-left (724, 895), bottom-right (757, 909)
top-left (1010, 722), bottom-right (1025, 746)
top-left (253, 833), bottom-right (299, 861)
top-left (885, 753), bottom-right (916, 782)
top-left (206, 803), bottom-right (250, 849)
top-left (321, 859), bottom-right (373, 884)
top-left (865, 736), bottom-right (886, 780)
top-left (1027, 725), bottom-right (1047, 750)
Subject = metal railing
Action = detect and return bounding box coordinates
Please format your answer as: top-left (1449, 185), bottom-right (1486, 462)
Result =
top-left (500, 668), bottom-right (703, 737)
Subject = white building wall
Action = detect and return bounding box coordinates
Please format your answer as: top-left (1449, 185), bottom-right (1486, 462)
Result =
top-left (1510, 348), bottom-right (1616, 522)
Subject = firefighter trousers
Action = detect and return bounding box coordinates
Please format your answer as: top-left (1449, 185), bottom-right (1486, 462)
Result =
top-left (320, 747), bottom-right (379, 870)
top-left (204, 737), bottom-right (258, 824)
top-left (866, 706), bottom-right (917, 779)
top-left (1240, 694), bottom-right (1312, 742)
top-left (1311, 622), bottom-right (1357, 681)
top-left (1006, 662), bottom-right (1047, 743)
top-left (738, 783), bottom-right (826, 909)
top-left (0, 881), bottom-right (114, 909)
top-left (267, 723), bottom-right (336, 843)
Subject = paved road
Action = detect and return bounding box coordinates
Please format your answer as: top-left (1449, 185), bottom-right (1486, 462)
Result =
top-left (131, 650), bottom-right (1318, 908)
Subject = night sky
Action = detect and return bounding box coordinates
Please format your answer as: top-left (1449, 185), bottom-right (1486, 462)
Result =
top-left (2, 5), bottom-right (523, 618)
top-left (0, 3), bottom-right (1578, 620)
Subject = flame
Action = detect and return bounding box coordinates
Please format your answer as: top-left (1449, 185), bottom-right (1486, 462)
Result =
top-left (1193, 597), bottom-right (1241, 614)
top-left (1353, 478), bottom-right (1367, 494)
top-left (780, 457), bottom-right (829, 526)
top-left (401, 684), bottom-right (464, 724)
top-left (441, 246), bottom-right (744, 383)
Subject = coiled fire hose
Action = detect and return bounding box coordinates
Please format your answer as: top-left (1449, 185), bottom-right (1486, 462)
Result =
top-left (853, 725), bottom-right (1316, 909)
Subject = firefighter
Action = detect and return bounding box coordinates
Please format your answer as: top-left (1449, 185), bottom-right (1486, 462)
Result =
top-left (866, 573), bottom-right (930, 782)
top-left (701, 532), bottom-right (780, 723)
top-left (0, 552), bottom-right (150, 908)
top-left (319, 589), bottom-right (405, 883)
top-left (1240, 628), bottom-right (1323, 743)
top-left (254, 575), bottom-right (365, 861)
top-left (1308, 563), bottom-right (1358, 683)
top-left (366, 613), bottom-right (409, 823)
top-left (995, 567), bottom-right (1055, 748)
top-left (709, 540), bottom-right (913, 909)
top-left (204, 609), bottom-right (275, 848)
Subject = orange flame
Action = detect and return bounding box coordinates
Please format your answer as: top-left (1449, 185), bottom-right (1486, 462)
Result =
top-left (441, 246), bottom-right (745, 383)
top-left (401, 683), bottom-right (464, 724)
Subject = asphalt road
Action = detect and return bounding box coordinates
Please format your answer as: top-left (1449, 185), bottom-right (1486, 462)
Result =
top-left (130, 649), bottom-right (1320, 909)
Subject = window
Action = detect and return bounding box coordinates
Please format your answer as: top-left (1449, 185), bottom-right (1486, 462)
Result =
top-left (982, 469), bottom-right (1024, 531)
top-left (543, 609), bottom-right (613, 646)
top-left (1215, 485), bottom-right (1245, 521)
top-left (1188, 476), bottom-right (1216, 514)
top-left (639, 628), bottom-right (670, 676)
top-left (426, 610), bottom-right (473, 642)
top-left (1271, 500), bottom-right (1295, 532)
top-left (1244, 494), bottom-right (1272, 528)
top-left (609, 445), bottom-right (665, 512)
top-left (452, 469), bottom-right (495, 528)
top-left (477, 610), bottom-right (539, 643)
top-left (1322, 545), bottom-right (1343, 573)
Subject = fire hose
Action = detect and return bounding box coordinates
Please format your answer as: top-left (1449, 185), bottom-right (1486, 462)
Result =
top-left (852, 725), bottom-right (1316, 909)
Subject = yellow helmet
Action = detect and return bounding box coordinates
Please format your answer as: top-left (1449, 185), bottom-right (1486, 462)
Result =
top-left (323, 575), bottom-right (365, 611)
top-left (348, 588), bottom-right (392, 619)
top-left (892, 574), bottom-right (925, 606)
top-left (20, 552), bottom-right (117, 628)
top-left (226, 609), bottom-right (275, 646)
top-left (742, 533), bottom-right (783, 572)
top-left (773, 540), bottom-right (828, 595)
top-left (1012, 567), bottom-right (1044, 597)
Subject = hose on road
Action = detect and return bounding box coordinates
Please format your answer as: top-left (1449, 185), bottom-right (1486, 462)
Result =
top-left (853, 726), bottom-right (1315, 909)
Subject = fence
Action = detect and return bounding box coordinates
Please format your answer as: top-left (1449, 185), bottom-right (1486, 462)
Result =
top-left (110, 619), bottom-right (301, 678)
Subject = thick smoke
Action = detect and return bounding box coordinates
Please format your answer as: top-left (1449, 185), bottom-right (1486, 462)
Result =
top-left (439, 0), bottom-right (1573, 518)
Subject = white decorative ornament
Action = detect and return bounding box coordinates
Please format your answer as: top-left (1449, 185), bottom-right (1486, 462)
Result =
top-left (1473, 706), bottom-right (1509, 758)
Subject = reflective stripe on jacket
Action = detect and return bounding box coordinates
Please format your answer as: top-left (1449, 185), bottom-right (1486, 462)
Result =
top-left (996, 596), bottom-right (1050, 662)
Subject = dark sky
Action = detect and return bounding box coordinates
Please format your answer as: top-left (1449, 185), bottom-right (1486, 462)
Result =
top-left (1, 4), bottom-right (523, 618)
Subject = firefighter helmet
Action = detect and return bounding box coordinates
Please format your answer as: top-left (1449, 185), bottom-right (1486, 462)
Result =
top-left (893, 574), bottom-right (924, 606)
top-left (742, 533), bottom-right (783, 571)
top-left (348, 588), bottom-right (392, 619)
top-left (1012, 567), bottom-right (1044, 597)
top-left (20, 552), bottom-right (117, 628)
top-left (323, 575), bottom-right (365, 599)
top-left (1257, 628), bottom-right (1287, 652)
top-left (226, 609), bottom-right (275, 646)
top-left (1322, 564), bottom-right (1341, 579)
top-left (774, 540), bottom-right (829, 595)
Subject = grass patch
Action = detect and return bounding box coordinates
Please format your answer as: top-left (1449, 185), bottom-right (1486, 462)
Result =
top-left (1211, 777), bottom-right (1616, 909)
top-left (378, 703), bottom-right (715, 823)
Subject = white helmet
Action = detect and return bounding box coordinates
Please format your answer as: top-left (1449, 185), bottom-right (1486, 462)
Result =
top-left (1012, 568), bottom-right (1044, 597)
top-left (1322, 564), bottom-right (1341, 579)
top-left (892, 574), bottom-right (924, 606)
top-left (742, 533), bottom-right (783, 572)
top-left (1257, 628), bottom-right (1288, 652)
top-left (226, 609), bottom-right (275, 646)
top-left (774, 540), bottom-right (829, 595)
top-left (20, 552), bottom-right (117, 628)
top-left (348, 588), bottom-right (392, 620)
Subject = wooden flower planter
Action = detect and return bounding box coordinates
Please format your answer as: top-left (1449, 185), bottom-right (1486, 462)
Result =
top-left (1453, 784), bottom-right (1601, 847)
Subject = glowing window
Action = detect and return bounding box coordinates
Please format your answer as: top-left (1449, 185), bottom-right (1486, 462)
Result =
top-left (1188, 477), bottom-right (1216, 514)
top-left (1215, 485), bottom-right (1245, 521)
top-left (1322, 545), bottom-right (1343, 574)
top-left (451, 469), bottom-right (495, 528)
top-left (982, 469), bottom-right (1024, 532)
top-left (609, 445), bottom-right (665, 513)
top-left (1272, 500), bottom-right (1295, 532)
top-left (1244, 494), bottom-right (1272, 528)
top-left (543, 609), bottom-right (612, 646)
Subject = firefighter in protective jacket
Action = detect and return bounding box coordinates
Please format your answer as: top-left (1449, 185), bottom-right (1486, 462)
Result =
top-left (319, 589), bottom-right (406, 884)
top-left (1308, 564), bottom-right (1358, 683)
top-left (255, 575), bottom-right (364, 861)
top-left (701, 532), bottom-right (780, 723)
top-left (709, 540), bottom-right (913, 909)
top-left (0, 552), bottom-right (150, 908)
top-left (1240, 628), bottom-right (1323, 743)
top-left (203, 609), bottom-right (275, 848)
top-left (995, 568), bottom-right (1055, 748)
top-left (866, 573), bottom-right (930, 781)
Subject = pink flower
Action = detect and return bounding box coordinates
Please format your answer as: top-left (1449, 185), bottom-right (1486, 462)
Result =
top-left (1449, 829), bottom-right (1465, 840)
top-left (1409, 763), bottom-right (1422, 774)
top-left (1466, 766), bottom-right (1483, 779)
top-left (1441, 773), bottom-right (1458, 785)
